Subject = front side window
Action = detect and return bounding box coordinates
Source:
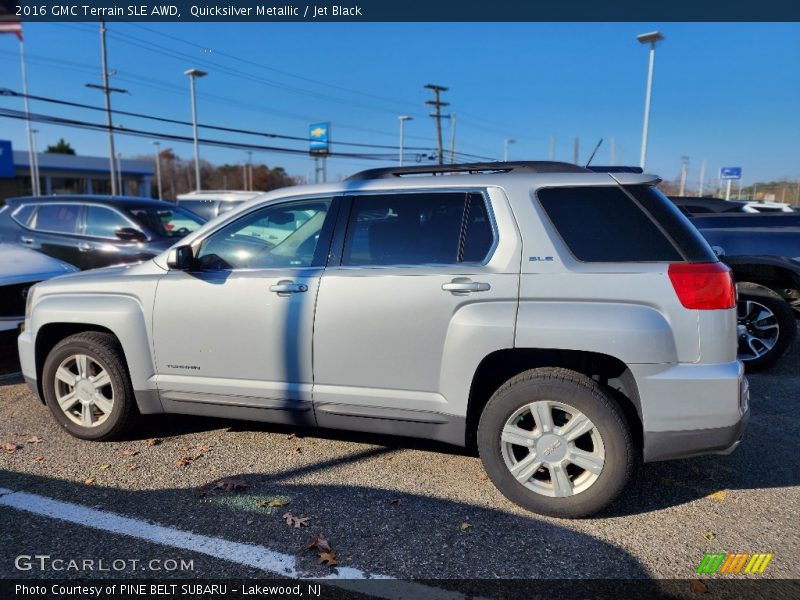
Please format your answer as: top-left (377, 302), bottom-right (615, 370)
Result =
top-left (195, 199), bottom-right (332, 270)
top-left (11, 204), bottom-right (36, 227)
top-left (85, 206), bottom-right (135, 238)
top-left (33, 204), bottom-right (80, 234)
top-left (342, 192), bottom-right (494, 267)
top-left (125, 205), bottom-right (204, 238)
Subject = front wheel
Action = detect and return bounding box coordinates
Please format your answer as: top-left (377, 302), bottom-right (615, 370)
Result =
top-left (477, 367), bottom-right (634, 518)
top-left (737, 282), bottom-right (796, 372)
top-left (42, 332), bottom-right (139, 441)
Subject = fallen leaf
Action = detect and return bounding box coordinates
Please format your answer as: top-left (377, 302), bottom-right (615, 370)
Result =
top-left (289, 446), bottom-right (303, 456)
top-left (282, 512), bottom-right (310, 528)
top-left (214, 477), bottom-right (249, 492)
top-left (126, 463), bottom-right (139, 471)
top-left (318, 551), bottom-right (338, 566)
top-left (144, 438), bottom-right (162, 447)
top-left (33, 455), bottom-right (45, 462)
top-left (460, 522), bottom-right (472, 530)
top-left (99, 464), bottom-right (111, 471)
top-left (25, 436), bottom-right (43, 444)
top-left (388, 498), bottom-right (402, 505)
top-left (175, 456), bottom-right (199, 467)
top-left (195, 445), bottom-right (212, 453)
top-left (1, 442), bottom-right (21, 454)
top-left (703, 531), bottom-right (715, 541)
top-left (707, 490), bottom-right (726, 502)
top-left (84, 477), bottom-right (95, 485)
top-left (690, 579), bottom-right (709, 594)
top-left (121, 450), bottom-right (139, 457)
top-left (245, 519), bottom-right (254, 525)
top-left (305, 532), bottom-right (332, 553)
top-left (258, 497), bottom-right (289, 509)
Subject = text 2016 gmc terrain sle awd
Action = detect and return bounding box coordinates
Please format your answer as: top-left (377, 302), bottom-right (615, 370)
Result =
top-left (18, 162), bottom-right (750, 518)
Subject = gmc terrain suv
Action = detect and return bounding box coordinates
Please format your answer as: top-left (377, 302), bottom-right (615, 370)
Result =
top-left (17, 162), bottom-right (750, 518)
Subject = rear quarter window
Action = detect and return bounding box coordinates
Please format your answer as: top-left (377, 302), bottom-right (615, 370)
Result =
top-left (538, 185), bottom-right (717, 263)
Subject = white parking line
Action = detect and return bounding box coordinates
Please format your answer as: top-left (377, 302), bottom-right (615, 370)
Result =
top-left (0, 487), bottom-right (470, 600)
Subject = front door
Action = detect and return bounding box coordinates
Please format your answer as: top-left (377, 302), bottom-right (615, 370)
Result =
top-left (152, 196), bottom-right (337, 425)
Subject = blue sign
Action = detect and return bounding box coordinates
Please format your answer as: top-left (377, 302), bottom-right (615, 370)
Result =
top-left (309, 122), bottom-right (330, 155)
top-left (720, 167), bottom-right (742, 180)
top-left (0, 140), bottom-right (14, 179)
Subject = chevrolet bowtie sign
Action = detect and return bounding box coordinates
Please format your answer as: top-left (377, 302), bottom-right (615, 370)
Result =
top-left (309, 122), bottom-right (330, 156)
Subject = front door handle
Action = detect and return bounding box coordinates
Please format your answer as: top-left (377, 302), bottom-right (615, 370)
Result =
top-left (77, 242), bottom-right (94, 252)
top-left (20, 236), bottom-right (34, 244)
top-left (269, 280), bottom-right (308, 295)
top-left (442, 278), bottom-right (491, 293)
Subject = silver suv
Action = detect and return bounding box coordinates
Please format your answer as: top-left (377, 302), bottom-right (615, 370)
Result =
top-left (18, 162), bottom-right (750, 518)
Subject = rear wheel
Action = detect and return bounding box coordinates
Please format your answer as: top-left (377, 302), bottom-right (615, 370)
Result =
top-left (42, 332), bottom-right (139, 441)
top-left (477, 367), bottom-right (634, 518)
top-left (737, 282), bottom-right (796, 372)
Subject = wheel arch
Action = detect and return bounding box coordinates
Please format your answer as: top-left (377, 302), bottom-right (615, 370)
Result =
top-left (465, 348), bottom-right (643, 454)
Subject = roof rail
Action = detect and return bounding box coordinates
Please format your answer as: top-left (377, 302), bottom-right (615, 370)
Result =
top-left (345, 161), bottom-right (587, 181)
top-left (586, 166), bottom-right (644, 174)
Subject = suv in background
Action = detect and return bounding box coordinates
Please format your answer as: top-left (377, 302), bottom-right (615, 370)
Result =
top-left (18, 162), bottom-right (749, 518)
top-left (0, 195), bottom-right (205, 270)
top-left (176, 190), bottom-right (261, 221)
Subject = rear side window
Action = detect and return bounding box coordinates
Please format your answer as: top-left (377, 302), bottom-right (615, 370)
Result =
top-left (33, 204), bottom-right (80, 234)
top-left (11, 204), bottom-right (36, 227)
top-left (177, 199), bottom-right (218, 221)
top-left (538, 186), bottom-right (713, 263)
top-left (342, 192), bottom-right (494, 266)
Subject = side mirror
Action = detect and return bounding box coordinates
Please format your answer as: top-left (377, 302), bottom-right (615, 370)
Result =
top-left (167, 245), bottom-right (194, 270)
top-left (115, 227), bottom-right (147, 242)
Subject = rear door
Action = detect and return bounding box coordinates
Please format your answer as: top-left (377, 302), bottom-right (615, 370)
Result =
top-left (25, 203), bottom-right (83, 267)
top-left (312, 189), bottom-right (520, 435)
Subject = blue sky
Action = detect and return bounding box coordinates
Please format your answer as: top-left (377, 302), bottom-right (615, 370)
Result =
top-left (1, 22), bottom-right (798, 187)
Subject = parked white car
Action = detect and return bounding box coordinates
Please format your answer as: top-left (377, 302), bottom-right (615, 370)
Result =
top-left (0, 243), bottom-right (77, 333)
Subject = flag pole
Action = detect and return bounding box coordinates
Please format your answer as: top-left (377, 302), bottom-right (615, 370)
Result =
top-left (18, 35), bottom-right (39, 196)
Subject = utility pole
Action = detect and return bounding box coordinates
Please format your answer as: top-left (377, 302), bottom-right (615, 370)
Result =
top-left (573, 137), bottom-right (579, 165)
top-left (549, 134), bottom-right (556, 161)
top-left (152, 141), bottom-right (162, 200)
top-left (246, 151), bottom-right (253, 191)
top-left (30, 129), bottom-right (40, 195)
top-left (679, 156), bottom-right (689, 196)
top-left (86, 20), bottom-right (126, 196)
top-left (424, 84), bottom-right (449, 165)
top-left (449, 114), bottom-right (457, 164)
top-left (116, 152), bottom-right (123, 195)
top-left (698, 159), bottom-right (706, 197)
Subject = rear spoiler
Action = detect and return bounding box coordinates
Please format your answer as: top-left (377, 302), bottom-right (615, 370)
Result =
top-left (586, 166), bottom-right (644, 174)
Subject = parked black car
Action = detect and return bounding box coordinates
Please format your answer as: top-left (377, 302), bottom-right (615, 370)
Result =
top-left (0, 195), bottom-right (205, 270)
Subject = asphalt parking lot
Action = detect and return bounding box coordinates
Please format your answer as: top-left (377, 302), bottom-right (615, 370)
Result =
top-left (0, 328), bottom-right (798, 585)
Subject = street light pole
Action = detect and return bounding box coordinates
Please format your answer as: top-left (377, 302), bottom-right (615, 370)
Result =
top-left (636, 31), bottom-right (664, 170)
top-left (116, 152), bottom-right (123, 195)
top-left (184, 68), bottom-right (207, 191)
top-left (30, 129), bottom-right (40, 196)
top-left (152, 141), bottom-right (162, 200)
top-left (398, 116), bottom-right (413, 166)
top-left (504, 138), bottom-right (516, 162)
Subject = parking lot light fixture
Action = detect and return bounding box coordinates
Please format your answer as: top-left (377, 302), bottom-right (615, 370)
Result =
top-left (504, 138), bottom-right (516, 162)
top-left (184, 68), bottom-right (208, 191)
top-left (398, 116), bottom-right (413, 166)
top-left (636, 31), bottom-right (664, 170)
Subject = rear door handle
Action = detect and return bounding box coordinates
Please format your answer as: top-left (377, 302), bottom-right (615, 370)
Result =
top-left (20, 236), bottom-right (34, 244)
top-left (269, 280), bottom-right (308, 295)
top-left (77, 242), bottom-right (94, 252)
top-left (442, 278), bottom-right (491, 293)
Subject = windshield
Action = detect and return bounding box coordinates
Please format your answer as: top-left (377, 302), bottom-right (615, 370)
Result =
top-left (125, 205), bottom-right (205, 238)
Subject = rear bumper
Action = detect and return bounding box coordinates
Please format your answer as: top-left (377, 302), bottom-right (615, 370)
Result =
top-left (632, 360), bottom-right (750, 462)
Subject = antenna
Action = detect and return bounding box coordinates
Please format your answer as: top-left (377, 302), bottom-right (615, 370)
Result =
top-left (585, 138), bottom-right (603, 167)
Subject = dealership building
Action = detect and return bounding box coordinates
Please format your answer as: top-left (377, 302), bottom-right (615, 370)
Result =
top-left (0, 142), bottom-right (154, 200)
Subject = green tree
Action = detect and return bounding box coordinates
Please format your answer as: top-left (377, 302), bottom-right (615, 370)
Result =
top-left (45, 138), bottom-right (76, 155)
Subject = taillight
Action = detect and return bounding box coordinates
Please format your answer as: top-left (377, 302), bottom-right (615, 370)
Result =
top-left (668, 262), bottom-right (736, 310)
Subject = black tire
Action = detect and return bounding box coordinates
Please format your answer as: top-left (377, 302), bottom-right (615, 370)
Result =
top-left (477, 367), bottom-right (634, 518)
top-left (737, 282), bottom-right (796, 372)
top-left (42, 332), bottom-right (139, 441)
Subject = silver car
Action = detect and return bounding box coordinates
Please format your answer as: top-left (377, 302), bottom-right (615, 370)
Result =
top-left (0, 243), bottom-right (77, 333)
top-left (17, 162), bottom-right (750, 518)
